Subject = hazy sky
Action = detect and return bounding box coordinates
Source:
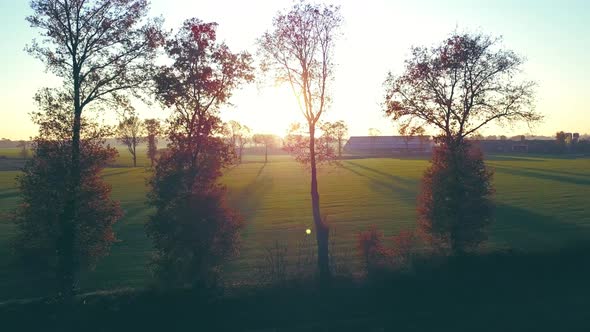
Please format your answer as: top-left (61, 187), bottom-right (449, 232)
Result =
top-left (0, 0), bottom-right (588, 139)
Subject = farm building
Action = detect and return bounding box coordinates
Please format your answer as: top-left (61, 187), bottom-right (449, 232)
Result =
top-left (343, 136), bottom-right (433, 155)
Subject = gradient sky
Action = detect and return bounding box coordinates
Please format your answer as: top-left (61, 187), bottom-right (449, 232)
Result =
top-left (0, 0), bottom-right (588, 140)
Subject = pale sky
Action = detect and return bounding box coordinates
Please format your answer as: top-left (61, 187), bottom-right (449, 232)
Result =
top-left (0, 0), bottom-right (588, 140)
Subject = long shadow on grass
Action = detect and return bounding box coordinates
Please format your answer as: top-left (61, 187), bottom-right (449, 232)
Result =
top-left (340, 162), bottom-right (417, 204)
top-left (491, 203), bottom-right (590, 251)
top-left (492, 165), bottom-right (590, 186)
top-left (0, 189), bottom-right (17, 200)
top-left (510, 166), bottom-right (590, 179)
top-left (101, 169), bottom-right (134, 178)
top-left (229, 166), bottom-right (274, 222)
top-left (485, 154), bottom-right (546, 162)
top-left (345, 160), bottom-right (419, 187)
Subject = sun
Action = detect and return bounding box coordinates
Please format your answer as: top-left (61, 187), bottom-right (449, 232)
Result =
top-left (222, 85), bottom-right (302, 137)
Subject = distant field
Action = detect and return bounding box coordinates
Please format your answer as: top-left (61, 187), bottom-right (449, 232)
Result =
top-left (1, 149), bottom-right (590, 301)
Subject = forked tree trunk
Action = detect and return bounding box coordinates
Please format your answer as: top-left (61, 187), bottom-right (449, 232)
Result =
top-left (309, 124), bottom-right (330, 283)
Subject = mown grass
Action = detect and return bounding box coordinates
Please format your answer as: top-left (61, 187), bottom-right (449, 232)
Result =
top-left (0, 153), bottom-right (589, 301)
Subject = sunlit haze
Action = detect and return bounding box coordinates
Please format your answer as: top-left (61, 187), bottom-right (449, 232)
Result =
top-left (1, 0), bottom-right (588, 139)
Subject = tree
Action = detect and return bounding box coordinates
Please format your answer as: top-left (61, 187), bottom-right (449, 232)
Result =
top-left (147, 19), bottom-right (253, 287)
top-left (236, 126), bottom-right (251, 163)
top-left (486, 135), bottom-right (498, 140)
top-left (469, 133), bottom-right (485, 140)
top-left (144, 119), bottom-right (161, 166)
top-left (555, 131), bottom-right (567, 153)
top-left (12, 89), bottom-right (121, 294)
top-left (418, 142), bottom-right (494, 253)
top-left (384, 32), bottom-right (536, 254)
top-left (253, 134), bottom-right (277, 163)
top-left (321, 120), bottom-right (348, 158)
top-left (259, 2), bottom-right (342, 282)
top-left (226, 120), bottom-right (251, 163)
top-left (383, 32), bottom-right (540, 151)
top-left (17, 141), bottom-right (30, 159)
top-left (116, 112), bottom-right (144, 167)
top-left (27, 0), bottom-right (161, 296)
top-left (499, 135), bottom-right (508, 140)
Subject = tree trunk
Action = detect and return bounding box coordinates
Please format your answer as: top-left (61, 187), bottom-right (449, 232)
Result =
top-left (338, 138), bottom-right (342, 158)
top-left (309, 124), bottom-right (330, 284)
top-left (132, 143), bottom-right (137, 167)
top-left (57, 79), bottom-right (82, 298)
top-left (265, 144), bottom-right (268, 163)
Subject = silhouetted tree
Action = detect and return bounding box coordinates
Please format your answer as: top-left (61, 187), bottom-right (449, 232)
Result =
top-left (418, 142), bottom-right (494, 254)
top-left (555, 131), bottom-right (567, 153)
top-left (226, 120), bottom-right (251, 163)
top-left (321, 121), bottom-right (348, 158)
top-left (144, 119), bottom-right (161, 167)
top-left (17, 141), bottom-right (30, 159)
top-left (499, 135), bottom-right (508, 140)
top-left (259, 2), bottom-right (342, 282)
top-left (12, 90), bottom-right (121, 294)
top-left (383, 32), bottom-right (540, 152)
top-left (147, 19), bottom-right (253, 287)
top-left (27, 0), bottom-right (161, 296)
top-left (116, 112), bottom-right (144, 167)
top-left (385, 32), bottom-right (537, 253)
top-left (253, 134), bottom-right (277, 163)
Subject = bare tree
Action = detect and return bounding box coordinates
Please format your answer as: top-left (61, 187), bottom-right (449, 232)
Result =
top-left (253, 134), bottom-right (277, 164)
top-left (383, 32), bottom-right (540, 150)
top-left (144, 118), bottom-right (161, 166)
top-left (27, 0), bottom-right (161, 295)
top-left (259, 2), bottom-right (342, 282)
top-left (226, 120), bottom-right (251, 163)
top-left (321, 120), bottom-right (348, 158)
top-left (116, 112), bottom-right (144, 167)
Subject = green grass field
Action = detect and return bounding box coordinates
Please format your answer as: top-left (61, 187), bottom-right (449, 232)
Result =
top-left (1, 147), bottom-right (589, 301)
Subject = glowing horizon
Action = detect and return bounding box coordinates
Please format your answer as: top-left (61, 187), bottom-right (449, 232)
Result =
top-left (1, 0), bottom-right (588, 140)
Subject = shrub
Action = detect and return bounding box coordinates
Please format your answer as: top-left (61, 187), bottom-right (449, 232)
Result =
top-left (357, 226), bottom-right (422, 277)
top-left (356, 226), bottom-right (389, 275)
top-left (418, 142), bottom-right (494, 254)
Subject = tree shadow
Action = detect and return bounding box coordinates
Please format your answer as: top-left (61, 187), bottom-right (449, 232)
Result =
top-left (229, 173), bottom-right (274, 222)
top-left (513, 166), bottom-right (590, 179)
top-left (0, 188), bottom-right (17, 200)
top-left (340, 161), bottom-right (417, 204)
top-left (101, 169), bottom-right (134, 178)
top-left (490, 203), bottom-right (590, 251)
top-left (485, 155), bottom-right (546, 162)
top-left (256, 162), bottom-right (267, 178)
top-left (344, 160), bottom-right (419, 187)
top-left (492, 165), bottom-right (590, 186)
